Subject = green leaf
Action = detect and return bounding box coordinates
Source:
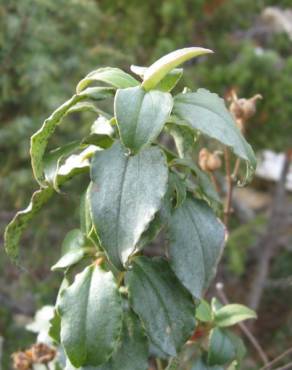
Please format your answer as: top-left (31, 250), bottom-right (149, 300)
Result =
top-left (90, 142), bottom-right (168, 269)
top-left (51, 229), bottom-right (87, 271)
top-left (44, 141), bottom-right (80, 191)
top-left (55, 145), bottom-right (97, 186)
top-left (207, 328), bottom-right (236, 366)
top-left (170, 158), bottom-right (221, 204)
top-left (141, 47), bottom-right (213, 90)
top-left (191, 358), bottom-right (223, 370)
top-left (214, 304), bottom-right (257, 327)
top-left (76, 67), bottom-right (139, 93)
top-left (166, 124), bottom-right (195, 158)
top-left (4, 187), bottom-right (54, 261)
top-left (125, 256), bottom-right (196, 356)
top-left (131, 65), bottom-right (183, 92)
top-left (80, 189), bottom-right (93, 235)
top-left (115, 86), bottom-right (173, 153)
top-left (173, 89), bottom-right (256, 183)
top-left (48, 310), bottom-right (61, 343)
top-left (59, 265), bottom-right (123, 367)
top-left (65, 311), bottom-right (148, 370)
top-left (196, 300), bottom-right (213, 323)
top-left (136, 212), bottom-right (163, 250)
top-left (167, 196), bottom-right (225, 298)
top-left (31, 87), bottom-right (112, 186)
top-left (225, 332), bottom-right (246, 369)
top-left (169, 172), bottom-right (186, 208)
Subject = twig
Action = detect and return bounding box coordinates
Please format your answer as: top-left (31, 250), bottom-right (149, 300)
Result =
top-left (216, 283), bottom-right (269, 366)
top-left (247, 153), bottom-right (291, 311)
top-left (223, 148), bottom-right (233, 226)
top-left (272, 361), bottom-right (292, 370)
top-left (260, 348), bottom-right (292, 370)
top-left (156, 358), bottom-right (164, 370)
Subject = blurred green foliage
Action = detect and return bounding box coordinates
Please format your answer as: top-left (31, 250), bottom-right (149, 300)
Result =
top-left (1, 0), bottom-right (292, 368)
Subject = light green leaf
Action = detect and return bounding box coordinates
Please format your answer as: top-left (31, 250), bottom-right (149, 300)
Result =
top-left (44, 141), bottom-right (80, 191)
top-left (55, 145), bottom-right (97, 186)
top-left (76, 67), bottom-right (139, 93)
top-left (31, 87), bottom-right (112, 186)
top-left (80, 188), bottom-right (93, 236)
top-left (59, 265), bottom-right (123, 367)
top-left (167, 196), bottom-right (225, 298)
top-left (51, 229), bottom-right (87, 271)
top-left (131, 65), bottom-right (183, 92)
top-left (214, 304), bottom-right (257, 327)
top-left (48, 310), bottom-right (61, 343)
top-left (125, 256), bottom-right (196, 356)
top-left (4, 187), bottom-right (54, 261)
top-left (173, 89), bottom-right (256, 183)
top-left (90, 142), bottom-right (168, 269)
top-left (166, 124), bottom-right (196, 158)
top-left (142, 47), bottom-right (213, 90)
top-left (207, 328), bottom-right (236, 366)
top-left (196, 299), bottom-right (213, 323)
top-left (115, 86), bottom-right (173, 153)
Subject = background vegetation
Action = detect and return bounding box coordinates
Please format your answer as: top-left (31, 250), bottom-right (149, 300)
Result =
top-left (1, 0), bottom-right (292, 368)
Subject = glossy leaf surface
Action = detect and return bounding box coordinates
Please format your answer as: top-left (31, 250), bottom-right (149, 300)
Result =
top-left (59, 265), bottom-right (123, 367)
top-left (125, 256), bottom-right (196, 356)
top-left (115, 86), bottom-right (173, 153)
top-left (167, 197), bottom-right (225, 298)
top-left (90, 142), bottom-right (168, 269)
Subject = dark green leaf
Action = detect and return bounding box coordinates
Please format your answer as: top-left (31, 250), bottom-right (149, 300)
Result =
top-left (115, 86), bottom-right (173, 153)
top-left (76, 67), bottom-right (139, 93)
top-left (131, 65), bottom-right (183, 92)
top-left (141, 47), bottom-right (213, 90)
top-left (173, 89), bottom-right (256, 183)
top-left (59, 265), bottom-right (123, 367)
top-left (125, 256), bottom-right (196, 356)
top-left (90, 142), bottom-right (168, 269)
top-left (65, 311), bottom-right (148, 370)
top-left (167, 196), bottom-right (225, 298)
top-left (207, 328), bottom-right (236, 366)
top-left (214, 304), bottom-right (256, 327)
top-left (169, 172), bottom-right (186, 208)
top-left (4, 187), bottom-right (53, 261)
top-left (191, 358), bottom-right (223, 370)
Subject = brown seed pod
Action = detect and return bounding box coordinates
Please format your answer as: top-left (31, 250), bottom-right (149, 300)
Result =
top-left (229, 94), bottom-right (262, 129)
top-left (199, 148), bottom-right (222, 172)
top-left (30, 343), bottom-right (56, 364)
top-left (11, 351), bottom-right (32, 370)
top-left (198, 148), bottom-right (210, 172)
top-left (206, 152), bottom-right (222, 171)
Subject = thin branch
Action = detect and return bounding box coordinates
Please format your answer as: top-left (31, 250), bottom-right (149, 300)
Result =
top-left (272, 361), bottom-right (292, 370)
top-left (216, 283), bottom-right (269, 366)
top-left (259, 348), bottom-right (292, 370)
top-left (223, 148), bottom-right (233, 226)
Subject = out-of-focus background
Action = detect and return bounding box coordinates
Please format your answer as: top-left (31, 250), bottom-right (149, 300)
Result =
top-left (0, 0), bottom-right (292, 368)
